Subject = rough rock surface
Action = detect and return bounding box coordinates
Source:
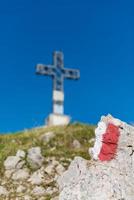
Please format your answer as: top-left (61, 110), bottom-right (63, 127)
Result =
top-left (0, 186), bottom-right (8, 196)
top-left (12, 168), bottom-right (29, 181)
top-left (4, 156), bottom-right (24, 170)
top-left (58, 115), bottom-right (134, 200)
top-left (28, 167), bottom-right (44, 185)
top-left (27, 147), bottom-right (44, 169)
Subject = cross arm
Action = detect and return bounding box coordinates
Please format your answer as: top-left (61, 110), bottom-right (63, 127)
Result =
top-left (63, 68), bottom-right (80, 80)
top-left (36, 64), bottom-right (55, 76)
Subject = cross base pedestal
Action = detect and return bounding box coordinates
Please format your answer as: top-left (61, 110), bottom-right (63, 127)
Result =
top-left (46, 114), bottom-right (70, 126)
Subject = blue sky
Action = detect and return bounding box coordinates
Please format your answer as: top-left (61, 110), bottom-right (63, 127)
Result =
top-left (0, 0), bottom-right (134, 132)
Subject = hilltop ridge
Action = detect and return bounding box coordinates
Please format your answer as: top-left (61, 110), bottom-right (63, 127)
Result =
top-left (0, 123), bottom-right (95, 200)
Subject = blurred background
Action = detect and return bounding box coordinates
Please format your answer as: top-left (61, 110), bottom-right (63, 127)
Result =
top-left (0, 0), bottom-right (134, 132)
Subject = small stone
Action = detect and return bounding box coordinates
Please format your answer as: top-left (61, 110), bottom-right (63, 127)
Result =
top-left (16, 150), bottom-right (26, 158)
top-left (4, 169), bottom-right (14, 178)
top-left (40, 131), bottom-right (55, 143)
top-left (56, 164), bottom-right (65, 175)
top-left (46, 186), bottom-right (53, 195)
top-left (12, 168), bottom-right (29, 181)
top-left (44, 164), bottom-right (54, 175)
top-left (0, 186), bottom-right (8, 196)
top-left (27, 147), bottom-right (44, 170)
top-left (72, 139), bottom-right (81, 149)
top-left (28, 168), bottom-right (44, 185)
top-left (32, 186), bottom-right (45, 196)
top-left (16, 185), bottom-right (26, 193)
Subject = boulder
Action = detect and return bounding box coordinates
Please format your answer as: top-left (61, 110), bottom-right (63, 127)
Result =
top-left (58, 115), bottom-right (134, 200)
top-left (27, 147), bottom-right (44, 170)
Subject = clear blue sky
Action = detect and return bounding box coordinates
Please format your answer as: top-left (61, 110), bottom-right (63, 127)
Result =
top-left (0, 0), bottom-right (134, 132)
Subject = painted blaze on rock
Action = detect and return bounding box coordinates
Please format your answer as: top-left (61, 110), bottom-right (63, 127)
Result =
top-left (58, 115), bottom-right (134, 200)
top-left (99, 123), bottom-right (120, 161)
top-left (89, 114), bottom-right (122, 161)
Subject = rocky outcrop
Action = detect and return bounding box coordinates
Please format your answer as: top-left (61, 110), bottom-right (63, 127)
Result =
top-left (58, 115), bottom-right (134, 200)
top-left (1, 147), bottom-right (64, 199)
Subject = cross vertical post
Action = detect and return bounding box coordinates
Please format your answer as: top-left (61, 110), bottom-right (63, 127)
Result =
top-left (36, 51), bottom-right (80, 125)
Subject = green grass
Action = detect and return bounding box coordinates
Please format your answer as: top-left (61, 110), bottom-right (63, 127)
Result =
top-left (0, 122), bottom-right (95, 174)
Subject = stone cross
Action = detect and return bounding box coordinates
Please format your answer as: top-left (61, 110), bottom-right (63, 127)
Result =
top-left (36, 51), bottom-right (80, 116)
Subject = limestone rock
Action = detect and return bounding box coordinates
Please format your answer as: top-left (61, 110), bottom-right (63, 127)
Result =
top-left (45, 186), bottom-right (54, 195)
top-left (27, 147), bottom-right (44, 170)
top-left (4, 156), bottom-right (24, 170)
top-left (32, 186), bottom-right (45, 196)
top-left (56, 164), bottom-right (65, 175)
top-left (12, 168), bottom-right (29, 181)
top-left (4, 169), bottom-right (14, 178)
top-left (16, 150), bottom-right (26, 158)
top-left (0, 186), bottom-right (8, 196)
top-left (28, 168), bottom-right (44, 185)
top-left (16, 185), bottom-right (26, 193)
top-left (40, 131), bottom-right (55, 143)
top-left (57, 157), bottom-right (88, 191)
top-left (44, 164), bottom-right (54, 175)
top-left (72, 139), bottom-right (81, 149)
top-left (58, 115), bottom-right (134, 200)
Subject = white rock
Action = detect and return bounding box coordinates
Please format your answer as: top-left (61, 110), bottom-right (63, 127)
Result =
top-left (44, 164), bottom-right (54, 175)
top-left (0, 186), bottom-right (8, 196)
top-left (27, 147), bottom-right (44, 169)
top-left (57, 157), bottom-right (88, 191)
top-left (40, 131), bottom-right (55, 143)
top-left (56, 164), bottom-right (65, 175)
top-left (16, 185), bottom-right (26, 193)
top-left (4, 156), bottom-right (24, 170)
top-left (58, 116), bottom-right (134, 200)
top-left (28, 168), bottom-right (44, 185)
top-left (72, 139), bottom-right (81, 149)
top-left (16, 150), bottom-right (26, 158)
top-left (45, 186), bottom-right (53, 195)
top-left (24, 195), bottom-right (32, 200)
top-left (12, 168), bottom-right (29, 181)
top-left (32, 186), bottom-right (45, 196)
top-left (4, 169), bottom-right (14, 178)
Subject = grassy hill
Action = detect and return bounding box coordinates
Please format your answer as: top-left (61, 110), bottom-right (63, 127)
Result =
top-left (0, 123), bottom-right (95, 174)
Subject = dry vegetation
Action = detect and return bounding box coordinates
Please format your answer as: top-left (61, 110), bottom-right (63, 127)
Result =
top-left (0, 123), bottom-right (95, 174)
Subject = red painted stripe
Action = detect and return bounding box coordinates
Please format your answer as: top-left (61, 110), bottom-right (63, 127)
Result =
top-left (98, 123), bottom-right (120, 161)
